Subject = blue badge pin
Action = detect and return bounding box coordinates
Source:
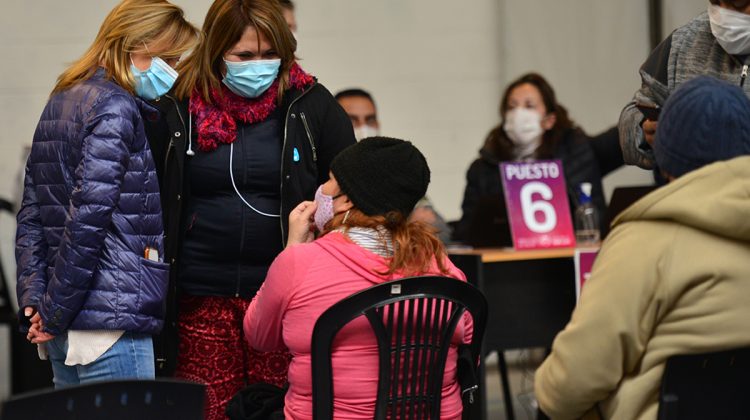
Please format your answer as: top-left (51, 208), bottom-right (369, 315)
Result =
top-left (293, 147), bottom-right (300, 162)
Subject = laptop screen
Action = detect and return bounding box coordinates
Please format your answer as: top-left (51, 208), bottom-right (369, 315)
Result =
top-left (603, 185), bottom-right (657, 238)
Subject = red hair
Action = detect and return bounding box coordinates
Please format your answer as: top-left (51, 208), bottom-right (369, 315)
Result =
top-left (324, 209), bottom-right (450, 277)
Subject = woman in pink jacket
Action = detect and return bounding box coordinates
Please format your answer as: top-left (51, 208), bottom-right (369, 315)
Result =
top-left (244, 137), bottom-right (471, 419)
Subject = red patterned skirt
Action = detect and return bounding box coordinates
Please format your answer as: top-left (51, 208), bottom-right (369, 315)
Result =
top-left (174, 295), bottom-right (291, 420)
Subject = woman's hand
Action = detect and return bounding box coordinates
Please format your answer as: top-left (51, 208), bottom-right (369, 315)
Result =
top-left (287, 201), bottom-right (317, 247)
top-left (26, 312), bottom-right (55, 344)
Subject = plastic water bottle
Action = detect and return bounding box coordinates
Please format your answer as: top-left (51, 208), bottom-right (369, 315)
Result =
top-left (575, 182), bottom-right (600, 245)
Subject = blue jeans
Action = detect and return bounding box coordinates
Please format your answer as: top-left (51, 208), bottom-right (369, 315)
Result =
top-left (46, 331), bottom-right (155, 388)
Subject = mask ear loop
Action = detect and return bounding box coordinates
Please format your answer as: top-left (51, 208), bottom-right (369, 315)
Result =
top-left (186, 113), bottom-right (195, 156)
top-left (342, 209), bottom-right (351, 224)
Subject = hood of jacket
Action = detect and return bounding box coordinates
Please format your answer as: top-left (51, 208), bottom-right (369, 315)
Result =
top-left (614, 155), bottom-right (750, 242)
top-left (313, 232), bottom-right (454, 285)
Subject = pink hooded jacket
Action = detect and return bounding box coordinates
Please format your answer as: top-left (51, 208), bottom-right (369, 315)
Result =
top-left (244, 232), bottom-right (471, 419)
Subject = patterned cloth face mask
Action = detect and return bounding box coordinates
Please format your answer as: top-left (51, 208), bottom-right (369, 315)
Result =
top-left (313, 185), bottom-right (344, 232)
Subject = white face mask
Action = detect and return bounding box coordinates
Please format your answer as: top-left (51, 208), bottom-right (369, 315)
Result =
top-left (353, 125), bottom-right (380, 142)
top-left (709, 4), bottom-right (750, 55)
top-left (503, 108), bottom-right (544, 157)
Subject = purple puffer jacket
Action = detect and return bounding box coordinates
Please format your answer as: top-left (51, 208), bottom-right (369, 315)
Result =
top-left (16, 69), bottom-right (168, 336)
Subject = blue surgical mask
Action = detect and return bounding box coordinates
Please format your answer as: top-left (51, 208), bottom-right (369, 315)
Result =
top-left (131, 57), bottom-right (178, 100)
top-left (222, 59), bottom-right (281, 98)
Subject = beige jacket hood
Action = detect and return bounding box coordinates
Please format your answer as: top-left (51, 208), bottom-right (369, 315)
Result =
top-left (535, 156), bottom-right (750, 420)
top-left (614, 156), bottom-right (750, 242)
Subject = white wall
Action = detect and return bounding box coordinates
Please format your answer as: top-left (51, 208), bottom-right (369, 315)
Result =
top-left (0, 0), bottom-right (714, 286)
top-left (663, 0), bottom-right (709, 35)
top-left (295, 0), bottom-right (503, 221)
top-left (498, 1), bottom-right (657, 202)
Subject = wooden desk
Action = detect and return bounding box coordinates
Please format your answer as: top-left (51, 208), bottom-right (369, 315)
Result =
top-left (449, 247), bottom-right (578, 420)
top-left (449, 247), bottom-right (576, 263)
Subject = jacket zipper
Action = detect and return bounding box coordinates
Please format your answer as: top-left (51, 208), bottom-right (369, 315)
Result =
top-left (299, 112), bottom-right (318, 162)
top-left (279, 83), bottom-right (317, 245)
top-left (236, 126), bottom-right (246, 298)
top-left (730, 55), bottom-right (749, 88)
top-left (162, 95), bottom-right (188, 176)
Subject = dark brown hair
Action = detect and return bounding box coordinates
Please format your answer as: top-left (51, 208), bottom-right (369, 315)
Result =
top-left (174, 0), bottom-right (296, 103)
top-left (278, 0), bottom-right (294, 10)
top-left (324, 209), bottom-right (450, 277)
top-left (710, 0), bottom-right (750, 9)
top-left (483, 73), bottom-right (575, 161)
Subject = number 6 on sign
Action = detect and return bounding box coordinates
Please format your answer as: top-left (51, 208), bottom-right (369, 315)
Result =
top-left (520, 181), bottom-right (556, 233)
top-left (500, 160), bottom-right (575, 250)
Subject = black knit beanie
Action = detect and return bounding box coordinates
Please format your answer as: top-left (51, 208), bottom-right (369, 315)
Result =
top-left (330, 136), bottom-right (430, 217)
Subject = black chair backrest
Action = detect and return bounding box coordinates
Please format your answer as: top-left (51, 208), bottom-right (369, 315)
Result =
top-left (658, 347), bottom-right (750, 420)
top-left (1, 379), bottom-right (205, 420)
top-left (311, 276), bottom-right (488, 420)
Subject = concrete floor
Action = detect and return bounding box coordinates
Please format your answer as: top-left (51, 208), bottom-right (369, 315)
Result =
top-left (484, 349), bottom-right (547, 420)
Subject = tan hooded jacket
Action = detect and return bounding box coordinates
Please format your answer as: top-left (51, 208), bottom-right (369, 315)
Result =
top-left (535, 156), bottom-right (750, 419)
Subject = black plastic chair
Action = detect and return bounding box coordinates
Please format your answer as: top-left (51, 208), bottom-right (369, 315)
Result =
top-left (311, 276), bottom-right (488, 420)
top-left (1, 379), bottom-right (205, 420)
top-left (658, 347), bottom-right (750, 420)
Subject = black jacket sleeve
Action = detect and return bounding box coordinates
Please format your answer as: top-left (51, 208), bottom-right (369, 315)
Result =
top-left (589, 126), bottom-right (624, 177)
top-left (314, 87), bottom-right (356, 184)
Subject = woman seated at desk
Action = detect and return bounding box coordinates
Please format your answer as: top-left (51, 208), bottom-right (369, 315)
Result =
top-left (454, 73), bottom-right (622, 246)
top-left (244, 137), bottom-right (472, 419)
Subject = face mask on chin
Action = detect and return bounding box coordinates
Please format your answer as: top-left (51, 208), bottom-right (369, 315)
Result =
top-left (503, 108), bottom-right (545, 159)
top-left (709, 4), bottom-right (750, 55)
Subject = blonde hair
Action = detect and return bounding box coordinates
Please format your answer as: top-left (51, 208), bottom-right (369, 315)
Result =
top-left (173, 0), bottom-right (297, 103)
top-left (52, 0), bottom-right (199, 95)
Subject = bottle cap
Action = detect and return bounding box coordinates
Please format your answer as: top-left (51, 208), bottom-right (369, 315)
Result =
top-left (580, 182), bottom-right (592, 197)
top-left (579, 183), bottom-right (593, 204)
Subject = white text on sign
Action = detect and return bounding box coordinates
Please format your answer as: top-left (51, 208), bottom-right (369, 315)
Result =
top-left (504, 161), bottom-right (561, 181)
top-left (520, 182), bottom-right (557, 233)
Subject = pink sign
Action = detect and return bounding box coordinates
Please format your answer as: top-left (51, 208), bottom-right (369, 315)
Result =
top-left (500, 160), bottom-right (575, 250)
top-left (574, 249), bottom-right (599, 301)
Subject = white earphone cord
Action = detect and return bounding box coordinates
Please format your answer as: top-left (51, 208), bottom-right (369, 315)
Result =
top-left (229, 142), bottom-right (281, 218)
top-left (188, 113), bottom-right (279, 218)
top-left (186, 113), bottom-right (195, 156)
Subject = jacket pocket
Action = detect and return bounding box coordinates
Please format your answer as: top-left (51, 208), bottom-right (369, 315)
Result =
top-left (138, 257), bottom-right (169, 318)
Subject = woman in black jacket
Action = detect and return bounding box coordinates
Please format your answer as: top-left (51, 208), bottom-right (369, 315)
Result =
top-left (147, 0), bottom-right (354, 418)
top-left (455, 73), bottom-right (622, 246)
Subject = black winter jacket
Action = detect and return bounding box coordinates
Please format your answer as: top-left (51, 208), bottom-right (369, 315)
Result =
top-left (146, 81), bottom-right (355, 373)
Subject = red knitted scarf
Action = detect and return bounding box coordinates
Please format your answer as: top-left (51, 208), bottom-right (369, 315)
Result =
top-left (189, 63), bottom-right (314, 152)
